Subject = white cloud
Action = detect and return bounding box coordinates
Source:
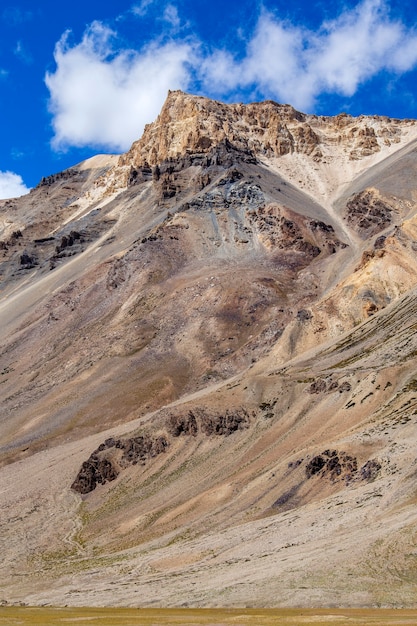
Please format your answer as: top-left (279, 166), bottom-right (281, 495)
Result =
top-left (130, 0), bottom-right (183, 28)
top-left (0, 171), bottom-right (30, 199)
top-left (202, 0), bottom-right (417, 110)
top-left (131, 1), bottom-right (156, 18)
top-left (200, 13), bottom-right (308, 107)
top-left (307, 0), bottom-right (417, 96)
top-left (45, 21), bottom-right (195, 151)
top-left (163, 5), bottom-right (181, 30)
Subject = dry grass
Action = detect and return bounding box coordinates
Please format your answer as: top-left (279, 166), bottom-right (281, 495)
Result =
top-left (1, 607), bottom-right (417, 626)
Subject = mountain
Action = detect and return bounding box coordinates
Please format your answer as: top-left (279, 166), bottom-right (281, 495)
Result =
top-left (1, 90), bottom-right (417, 608)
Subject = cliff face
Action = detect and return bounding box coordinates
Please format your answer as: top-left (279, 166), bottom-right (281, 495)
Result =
top-left (121, 90), bottom-right (410, 168)
top-left (1, 91), bottom-right (417, 608)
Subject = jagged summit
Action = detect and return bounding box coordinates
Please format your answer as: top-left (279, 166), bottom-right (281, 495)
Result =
top-left (115, 90), bottom-right (417, 218)
top-left (120, 90), bottom-right (309, 166)
top-left (121, 89), bottom-right (415, 168)
top-left (1, 92), bottom-right (417, 608)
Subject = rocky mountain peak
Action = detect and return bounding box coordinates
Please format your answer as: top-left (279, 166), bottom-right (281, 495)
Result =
top-left (119, 90), bottom-right (416, 176)
top-left (119, 90), bottom-right (316, 169)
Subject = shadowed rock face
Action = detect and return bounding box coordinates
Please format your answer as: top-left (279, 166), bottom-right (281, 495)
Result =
top-left (167, 407), bottom-right (251, 438)
top-left (305, 450), bottom-right (358, 481)
top-left (72, 407), bottom-right (251, 494)
top-left (71, 435), bottom-right (169, 494)
top-left (72, 456), bottom-right (119, 495)
top-left (2, 92), bottom-right (417, 608)
top-left (272, 452), bottom-right (382, 511)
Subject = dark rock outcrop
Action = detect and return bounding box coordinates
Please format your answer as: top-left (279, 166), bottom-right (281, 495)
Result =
top-left (71, 455), bottom-right (119, 495)
top-left (303, 451), bottom-right (381, 485)
top-left (71, 434), bottom-right (169, 495)
top-left (167, 407), bottom-right (251, 438)
top-left (73, 406), bottom-right (250, 494)
top-left (167, 411), bottom-right (199, 437)
top-left (308, 378), bottom-right (327, 394)
top-left (306, 378), bottom-right (352, 394)
top-left (19, 252), bottom-right (37, 268)
top-left (360, 459), bottom-right (382, 482)
top-left (272, 452), bottom-right (383, 513)
top-left (345, 190), bottom-right (394, 238)
top-left (305, 449), bottom-right (358, 482)
top-left (200, 408), bottom-right (250, 436)
top-left (248, 204), bottom-right (345, 261)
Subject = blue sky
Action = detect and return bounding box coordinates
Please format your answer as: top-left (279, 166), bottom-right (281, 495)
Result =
top-left (1, 0), bottom-right (417, 198)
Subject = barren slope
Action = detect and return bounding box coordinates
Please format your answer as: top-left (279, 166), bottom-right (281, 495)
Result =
top-left (1, 92), bottom-right (417, 607)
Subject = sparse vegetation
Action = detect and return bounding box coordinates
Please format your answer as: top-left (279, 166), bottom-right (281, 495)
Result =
top-left (1, 607), bottom-right (417, 625)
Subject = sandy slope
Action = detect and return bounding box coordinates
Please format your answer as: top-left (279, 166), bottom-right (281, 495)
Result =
top-left (2, 319), bottom-right (417, 608)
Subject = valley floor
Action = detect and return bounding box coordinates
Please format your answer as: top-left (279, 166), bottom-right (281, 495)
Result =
top-left (1, 607), bottom-right (417, 626)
